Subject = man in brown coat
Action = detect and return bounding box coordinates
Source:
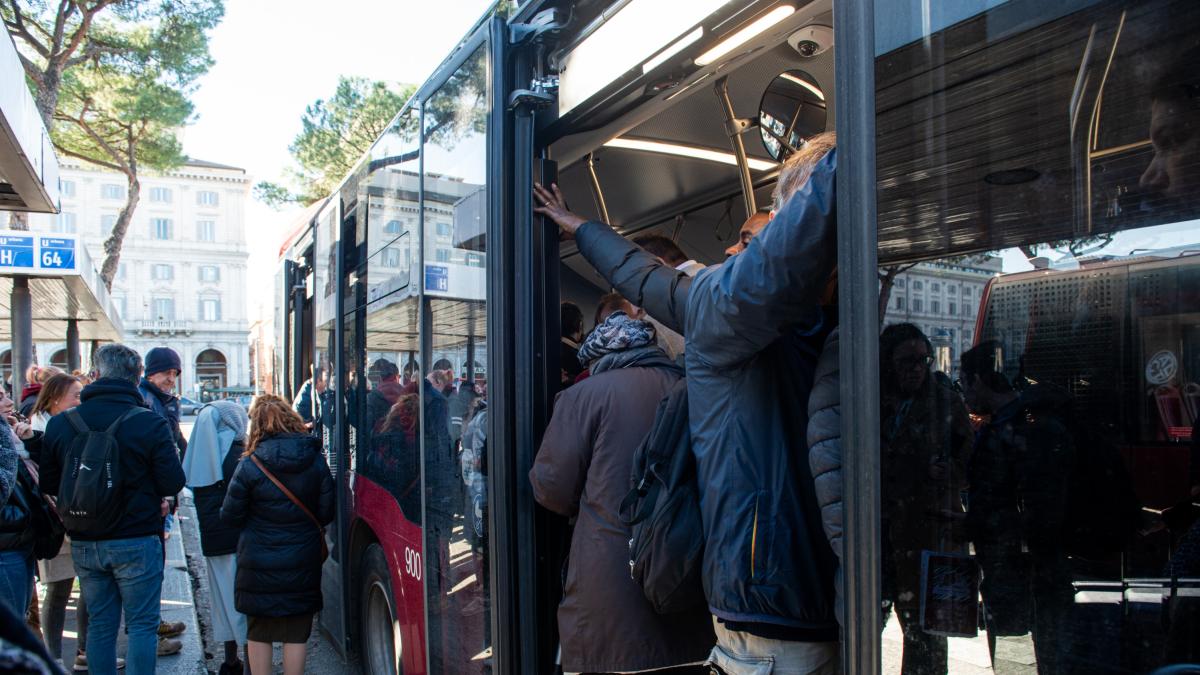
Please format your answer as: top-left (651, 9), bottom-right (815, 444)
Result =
top-left (531, 299), bottom-right (713, 674)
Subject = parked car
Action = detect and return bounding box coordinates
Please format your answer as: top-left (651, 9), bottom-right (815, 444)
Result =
top-left (180, 397), bottom-right (202, 416)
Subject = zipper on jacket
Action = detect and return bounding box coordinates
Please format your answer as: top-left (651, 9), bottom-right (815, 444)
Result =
top-left (750, 497), bottom-right (759, 580)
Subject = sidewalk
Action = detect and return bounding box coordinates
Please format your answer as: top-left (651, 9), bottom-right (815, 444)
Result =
top-left (49, 511), bottom-right (206, 674)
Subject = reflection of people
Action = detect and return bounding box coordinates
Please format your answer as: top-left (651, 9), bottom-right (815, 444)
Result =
top-left (531, 308), bottom-right (713, 674)
top-left (1140, 46), bottom-right (1200, 213)
top-left (879, 324), bottom-right (972, 675)
top-left (959, 343), bottom-right (1074, 674)
top-left (365, 359), bottom-right (402, 435)
top-left (367, 385), bottom-right (421, 521)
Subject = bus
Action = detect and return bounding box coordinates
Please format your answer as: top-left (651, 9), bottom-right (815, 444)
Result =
top-left (272, 0), bottom-right (1200, 672)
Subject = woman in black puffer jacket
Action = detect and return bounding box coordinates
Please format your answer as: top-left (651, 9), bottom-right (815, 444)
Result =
top-left (221, 394), bottom-right (333, 675)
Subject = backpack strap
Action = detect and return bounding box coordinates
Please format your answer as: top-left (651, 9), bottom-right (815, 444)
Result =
top-left (106, 407), bottom-right (148, 435)
top-left (64, 409), bottom-right (90, 434)
top-left (249, 454), bottom-right (325, 534)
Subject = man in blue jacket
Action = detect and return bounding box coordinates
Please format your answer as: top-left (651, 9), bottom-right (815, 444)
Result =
top-left (534, 132), bottom-right (840, 673)
top-left (42, 344), bottom-right (187, 675)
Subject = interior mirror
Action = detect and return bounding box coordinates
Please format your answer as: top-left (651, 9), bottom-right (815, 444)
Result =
top-left (758, 70), bottom-right (827, 161)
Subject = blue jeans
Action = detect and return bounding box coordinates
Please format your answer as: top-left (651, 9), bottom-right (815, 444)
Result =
top-left (0, 548), bottom-right (34, 618)
top-left (73, 536), bottom-right (164, 675)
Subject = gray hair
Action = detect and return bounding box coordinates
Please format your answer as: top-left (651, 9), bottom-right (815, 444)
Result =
top-left (94, 344), bottom-right (144, 384)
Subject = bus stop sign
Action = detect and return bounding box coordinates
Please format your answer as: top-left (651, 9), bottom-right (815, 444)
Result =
top-left (0, 231), bottom-right (77, 274)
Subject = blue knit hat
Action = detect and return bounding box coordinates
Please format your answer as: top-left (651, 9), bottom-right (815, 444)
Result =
top-left (145, 347), bottom-right (182, 377)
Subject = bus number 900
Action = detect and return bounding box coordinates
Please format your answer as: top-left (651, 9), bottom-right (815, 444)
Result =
top-left (404, 547), bottom-right (422, 581)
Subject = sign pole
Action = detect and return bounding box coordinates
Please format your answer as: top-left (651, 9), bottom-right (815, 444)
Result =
top-left (10, 277), bottom-right (32, 404)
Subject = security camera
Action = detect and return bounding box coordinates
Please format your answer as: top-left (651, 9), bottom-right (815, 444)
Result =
top-left (788, 25), bottom-right (833, 58)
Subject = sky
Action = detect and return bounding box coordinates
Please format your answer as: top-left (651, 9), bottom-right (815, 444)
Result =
top-left (180, 0), bottom-right (496, 322)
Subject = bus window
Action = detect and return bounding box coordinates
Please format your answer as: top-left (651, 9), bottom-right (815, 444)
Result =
top-left (872, 0), bottom-right (1200, 671)
top-left (420, 44), bottom-right (491, 674)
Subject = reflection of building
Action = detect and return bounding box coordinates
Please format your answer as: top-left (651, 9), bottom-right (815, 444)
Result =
top-left (30, 159), bottom-right (252, 396)
top-left (882, 256), bottom-right (1003, 373)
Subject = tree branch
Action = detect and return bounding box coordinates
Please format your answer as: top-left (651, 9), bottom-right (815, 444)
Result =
top-left (5, 1), bottom-right (51, 58)
top-left (61, 0), bottom-right (118, 64)
top-left (52, 142), bottom-right (124, 173)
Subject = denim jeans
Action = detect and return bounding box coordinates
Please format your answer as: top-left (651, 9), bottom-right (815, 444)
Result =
top-left (709, 619), bottom-right (840, 675)
top-left (0, 549), bottom-right (34, 618)
top-left (73, 536), bottom-right (164, 675)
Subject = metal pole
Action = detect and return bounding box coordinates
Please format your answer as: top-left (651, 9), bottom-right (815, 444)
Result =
top-left (66, 319), bottom-right (81, 372)
top-left (834, 0), bottom-right (882, 672)
top-left (11, 277), bottom-right (33, 406)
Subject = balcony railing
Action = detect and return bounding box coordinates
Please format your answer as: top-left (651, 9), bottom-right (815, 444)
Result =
top-left (135, 320), bottom-right (192, 336)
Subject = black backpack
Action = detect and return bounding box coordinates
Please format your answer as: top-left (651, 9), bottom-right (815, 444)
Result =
top-left (618, 378), bottom-right (707, 614)
top-left (59, 408), bottom-right (145, 537)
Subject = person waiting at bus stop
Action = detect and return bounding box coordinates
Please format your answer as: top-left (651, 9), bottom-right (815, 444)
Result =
top-left (878, 324), bottom-right (972, 675)
top-left (531, 297), bottom-right (713, 674)
top-left (220, 394), bottom-right (333, 675)
top-left (535, 132), bottom-right (841, 674)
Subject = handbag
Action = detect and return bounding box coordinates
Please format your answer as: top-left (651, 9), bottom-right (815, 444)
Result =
top-left (249, 454), bottom-right (329, 561)
top-left (19, 461), bottom-right (65, 560)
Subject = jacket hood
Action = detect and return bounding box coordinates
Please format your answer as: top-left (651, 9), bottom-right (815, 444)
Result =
top-left (253, 433), bottom-right (321, 473)
top-left (82, 378), bottom-right (147, 406)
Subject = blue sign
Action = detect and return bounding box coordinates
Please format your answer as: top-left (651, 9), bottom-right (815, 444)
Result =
top-left (0, 235), bottom-right (34, 268)
top-left (38, 237), bottom-right (76, 270)
top-left (425, 264), bottom-right (449, 292)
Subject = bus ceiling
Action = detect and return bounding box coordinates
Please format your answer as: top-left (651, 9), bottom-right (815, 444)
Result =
top-left (531, 0), bottom-right (1195, 269)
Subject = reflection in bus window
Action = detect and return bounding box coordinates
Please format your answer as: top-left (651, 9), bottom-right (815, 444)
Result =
top-left (421, 45), bottom-right (490, 674)
top-left (875, 0), bottom-right (1200, 670)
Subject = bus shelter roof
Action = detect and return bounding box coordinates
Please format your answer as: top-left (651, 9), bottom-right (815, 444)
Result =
top-left (0, 235), bottom-right (123, 342)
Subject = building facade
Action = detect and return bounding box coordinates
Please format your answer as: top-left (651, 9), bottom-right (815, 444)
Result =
top-left (32, 159), bottom-right (252, 398)
top-left (881, 256), bottom-right (1003, 375)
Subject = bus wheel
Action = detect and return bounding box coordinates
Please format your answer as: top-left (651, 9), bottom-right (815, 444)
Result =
top-left (361, 543), bottom-right (401, 674)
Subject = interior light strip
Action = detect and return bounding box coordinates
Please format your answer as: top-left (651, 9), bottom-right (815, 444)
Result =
top-left (781, 72), bottom-right (826, 101)
top-left (695, 5), bottom-right (796, 66)
top-left (605, 138), bottom-right (777, 172)
top-left (642, 27), bottom-right (704, 74)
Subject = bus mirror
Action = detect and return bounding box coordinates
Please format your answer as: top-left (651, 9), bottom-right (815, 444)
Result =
top-left (758, 70), bottom-right (827, 161)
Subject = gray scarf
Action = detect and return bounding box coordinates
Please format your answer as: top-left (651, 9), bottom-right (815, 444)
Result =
top-left (577, 311), bottom-right (657, 366)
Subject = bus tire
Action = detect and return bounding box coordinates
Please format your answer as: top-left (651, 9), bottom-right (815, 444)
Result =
top-left (361, 543), bottom-right (401, 674)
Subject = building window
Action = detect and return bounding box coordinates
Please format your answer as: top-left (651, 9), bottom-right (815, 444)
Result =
top-left (949, 303), bottom-right (957, 315)
top-left (117, 263), bottom-right (126, 281)
top-left (61, 180), bottom-right (75, 198)
top-left (151, 218), bottom-right (173, 240)
top-left (100, 214), bottom-right (117, 233)
top-left (149, 187), bottom-right (172, 203)
top-left (196, 220), bottom-right (216, 241)
top-left (199, 265), bottom-right (220, 282)
top-left (101, 184), bottom-right (125, 200)
top-left (152, 297), bottom-right (175, 321)
top-left (55, 212), bottom-right (77, 233)
top-left (913, 298), bottom-right (923, 312)
top-left (948, 285), bottom-right (957, 295)
top-left (436, 222), bottom-right (451, 237)
top-left (197, 191), bottom-right (219, 207)
top-left (384, 220), bottom-right (402, 235)
top-left (466, 252), bottom-right (484, 268)
top-left (896, 278), bottom-right (906, 288)
top-left (895, 296), bottom-right (906, 310)
top-left (962, 302), bottom-right (972, 316)
top-left (931, 300), bottom-right (941, 314)
top-left (199, 298), bottom-right (221, 321)
top-left (383, 248), bottom-right (401, 268)
top-left (913, 280), bottom-right (923, 291)
top-left (151, 264), bottom-right (174, 281)
top-left (435, 248), bottom-right (451, 263)
top-left (931, 282), bottom-right (941, 292)
top-left (113, 295), bottom-right (126, 317)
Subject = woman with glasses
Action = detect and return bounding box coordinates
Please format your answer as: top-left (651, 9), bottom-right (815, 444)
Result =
top-left (879, 323), bottom-right (974, 675)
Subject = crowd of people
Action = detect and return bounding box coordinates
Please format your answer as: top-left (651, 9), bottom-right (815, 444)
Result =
top-left (0, 346), bottom-right (333, 675)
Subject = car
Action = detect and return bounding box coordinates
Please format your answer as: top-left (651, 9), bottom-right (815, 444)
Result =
top-left (179, 397), bottom-right (202, 416)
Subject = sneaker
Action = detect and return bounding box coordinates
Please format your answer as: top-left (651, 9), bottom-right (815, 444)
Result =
top-left (74, 652), bottom-right (125, 671)
top-left (158, 620), bottom-right (186, 638)
top-left (157, 637), bottom-right (183, 657)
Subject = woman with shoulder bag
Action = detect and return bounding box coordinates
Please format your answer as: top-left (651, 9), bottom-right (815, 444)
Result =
top-left (185, 401), bottom-right (250, 675)
top-left (221, 395), bottom-right (333, 675)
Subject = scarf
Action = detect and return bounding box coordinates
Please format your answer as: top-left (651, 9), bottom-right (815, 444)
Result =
top-left (577, 311), bottom-right (657, 366)
top-left (183, 400), bottom-right (248, 488)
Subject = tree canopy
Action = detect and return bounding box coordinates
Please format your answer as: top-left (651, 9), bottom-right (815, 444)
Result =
top-left (256, 77), bottom-right (414, 207)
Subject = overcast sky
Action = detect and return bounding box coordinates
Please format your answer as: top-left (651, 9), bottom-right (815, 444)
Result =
top-left (181, 0), bottom-right (495, 322)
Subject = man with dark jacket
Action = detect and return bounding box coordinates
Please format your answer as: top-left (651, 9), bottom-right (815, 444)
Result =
top-left (531, 306), bottom-right (713, 673)
top-left (138, 347), bottom-right (186, 455)
top-left (534, 133), bottom-right (841, 672)
top-left (136, 346), bottom-right (188, 652)
top-left (41, 344), bottom-right (186, 675)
